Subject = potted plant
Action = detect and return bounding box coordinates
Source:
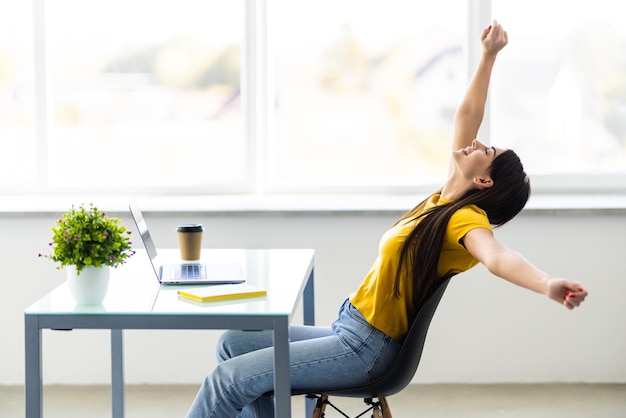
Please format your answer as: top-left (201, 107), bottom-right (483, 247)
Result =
top-left (39, 203), bottom-right (135, 304)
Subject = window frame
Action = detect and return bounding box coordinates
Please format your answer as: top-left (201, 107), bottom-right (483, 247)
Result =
top-left (20, 0), bottom-right (626, 197)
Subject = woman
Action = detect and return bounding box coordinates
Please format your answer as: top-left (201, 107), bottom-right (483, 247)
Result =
top-left (186, 21), bottom-right (588, 418)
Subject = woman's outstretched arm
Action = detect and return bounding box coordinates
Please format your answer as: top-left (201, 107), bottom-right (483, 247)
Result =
top-left (451, 20), bottom-right (508, 153)
top-left (463, 227), bottom-right (588, 310)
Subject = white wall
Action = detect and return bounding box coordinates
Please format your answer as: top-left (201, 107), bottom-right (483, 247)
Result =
top-left (1, 207), bottom-right (624, 386)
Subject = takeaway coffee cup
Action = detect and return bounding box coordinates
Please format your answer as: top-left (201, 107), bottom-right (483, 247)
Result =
top-left (176, 224), bottom-right (204, 260)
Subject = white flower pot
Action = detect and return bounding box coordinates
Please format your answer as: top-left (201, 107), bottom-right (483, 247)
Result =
top-left (67, 265), bottom-right (110, 305)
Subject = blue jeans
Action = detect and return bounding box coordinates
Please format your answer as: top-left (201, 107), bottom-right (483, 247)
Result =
top-left (185, 299), bottom-right (401, 418)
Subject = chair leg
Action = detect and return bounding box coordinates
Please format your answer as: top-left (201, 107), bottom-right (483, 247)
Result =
top-left (365, 397), bottom-right (393, 418)
top-left (309, 395), bottom-right (391, 418)
top-left (311, 395), bottom-right (328, 418)
top-left (378, 397), bottom-right (393, 418)
top-left (371, 402), bottom-right (383, 417)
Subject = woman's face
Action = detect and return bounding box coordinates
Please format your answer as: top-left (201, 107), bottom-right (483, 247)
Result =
top-left (452, 139), bottom-right (505, 179)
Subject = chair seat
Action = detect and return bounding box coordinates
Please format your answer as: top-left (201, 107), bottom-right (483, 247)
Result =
top-left (282, 277), bottom-right (452, 400)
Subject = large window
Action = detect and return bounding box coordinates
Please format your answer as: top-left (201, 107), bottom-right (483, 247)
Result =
top-left (45, 0), bottom-right (245, 193)
top-left (0, 1), bottom-right (36, 189)
top-left (492, 0), bottom-right (626, 192)
top-left (268, 0), bottom-right (464, 191)
top-left (0, 1), bottom-right (624, 196)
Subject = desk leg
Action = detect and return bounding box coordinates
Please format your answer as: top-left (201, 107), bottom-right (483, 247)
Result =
top-left (302, 267), bottom-right (316, 417)
top-left (303, 267), bottom-right (315, 326)
top-left (25, 315), bottom-right (42, 418)
top-left (111, 329), bottom-right (125, 418)
top-left (273, 317), bottom-right (291, 418)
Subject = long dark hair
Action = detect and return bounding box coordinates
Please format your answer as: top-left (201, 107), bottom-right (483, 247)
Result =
top-left (393, 150), bottom-right (530, 314)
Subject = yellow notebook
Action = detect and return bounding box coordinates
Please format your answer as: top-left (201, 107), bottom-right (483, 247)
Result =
top-left (177, 284), bottom-right (267, 302)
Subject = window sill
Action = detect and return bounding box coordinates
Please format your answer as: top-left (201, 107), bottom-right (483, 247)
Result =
top-left (1, 193), bottom-right (625, 216)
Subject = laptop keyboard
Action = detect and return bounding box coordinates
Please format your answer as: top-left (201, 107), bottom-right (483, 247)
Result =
top-left (179, 264), bottom-right (206, 280)
top-left (162, 262), bottom-right (244, 283)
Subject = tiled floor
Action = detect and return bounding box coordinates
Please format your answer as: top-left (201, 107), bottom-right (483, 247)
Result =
top-left (3, 383), bottom-right (626, 417)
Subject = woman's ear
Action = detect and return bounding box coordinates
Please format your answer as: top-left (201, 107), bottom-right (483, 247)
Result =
top-left (472, 177), bottom-right (494, 189)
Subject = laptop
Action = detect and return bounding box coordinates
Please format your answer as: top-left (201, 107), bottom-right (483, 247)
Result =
top-left (129, 200), bottom-right (245, 285)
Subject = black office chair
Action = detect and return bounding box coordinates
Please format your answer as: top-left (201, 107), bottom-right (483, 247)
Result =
top-left (295, 277), bottom-right (452, 418)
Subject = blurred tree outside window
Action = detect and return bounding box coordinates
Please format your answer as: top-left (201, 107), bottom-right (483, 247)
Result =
top-left (268, 0), bottom-right (464, 190)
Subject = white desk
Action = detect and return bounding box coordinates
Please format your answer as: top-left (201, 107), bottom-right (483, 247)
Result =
top-left (25, 249), bottom-right (315, 418)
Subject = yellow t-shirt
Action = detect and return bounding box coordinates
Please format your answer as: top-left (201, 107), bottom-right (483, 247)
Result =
top-left (349, 194), bottom-right (492, 342)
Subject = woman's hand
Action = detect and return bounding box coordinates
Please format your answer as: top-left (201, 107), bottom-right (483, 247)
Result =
top-left (481, 20), bottom-right (508, 56)
top-left (546, 278), bottom-right (588, 309)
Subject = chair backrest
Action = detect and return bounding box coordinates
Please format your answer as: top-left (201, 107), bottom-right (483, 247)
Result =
top-left (319, 277), bottom-right (451, 398)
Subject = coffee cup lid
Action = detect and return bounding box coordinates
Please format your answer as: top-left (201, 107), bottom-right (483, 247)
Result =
top-left (176, 224), bottom-right (203, 233)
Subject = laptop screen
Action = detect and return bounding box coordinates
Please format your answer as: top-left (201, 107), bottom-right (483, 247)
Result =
top-left (129, 200), bottom-right (159, 261)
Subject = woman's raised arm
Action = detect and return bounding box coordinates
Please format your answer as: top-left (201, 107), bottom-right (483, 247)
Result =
top-left (451, 20), bottom-right (508, 153)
